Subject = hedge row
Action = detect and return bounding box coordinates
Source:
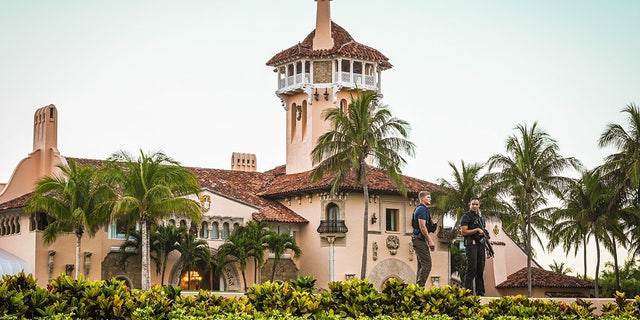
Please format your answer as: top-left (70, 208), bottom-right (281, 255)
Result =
top-left (1, 272), bottom-right (639, 319)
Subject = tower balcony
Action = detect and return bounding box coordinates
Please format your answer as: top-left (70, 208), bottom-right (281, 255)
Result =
top-left (276, 72), bottom-right (379, 95)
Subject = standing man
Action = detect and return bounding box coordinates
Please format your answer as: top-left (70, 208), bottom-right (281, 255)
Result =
top-left (411, 191), bottom-right (436, 287)
top-left (460, 197), bottom-right (486, 296)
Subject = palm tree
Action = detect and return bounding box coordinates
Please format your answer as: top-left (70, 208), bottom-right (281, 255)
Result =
top-left (310, 91), bottom-right (415, 279)
top-left (245, 221), bottom-right (270, 284)
top-left (548, 261), bottom-right (573, 275)
top-left (433, 160), bottom-right (503, 226)
top-left (262, 231), bottom-right (302, 282)
top-left (598, 102), bottom-right (640, 291)
top-left (117, 224), bottom-right (186, 285)
top-left (598, 103), bottom-right (640, 206)
top-left (488, 122), bottom-right (581, 297)
top-left (176, 232), bottom-right (211, 290)
top-left (153, 224), bottom-right (187, 285)
top-left (548, 178), bottom-right (591, 280)
top-left (216, 223), bottom-right (266, 290)
top-left (102, 149), bottom-right (202, 290)
top-left (25, 159), bottom-right (115, 279)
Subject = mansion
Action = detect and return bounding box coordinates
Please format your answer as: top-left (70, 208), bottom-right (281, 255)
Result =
top-left (0, 0), bottom-right (593, 298)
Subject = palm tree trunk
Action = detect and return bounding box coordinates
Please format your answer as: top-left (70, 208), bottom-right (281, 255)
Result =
top-left (161, 255), bottom-right (169, 286)
top-left (241, 270), bottom-right (248, 291)
top-left (612, 240), bottom-right (620, 291)
top-left (526, 197), bottom-right (532, 297)
top-left (582, 235), bottom-right (588, 280)
top-left (75, 233), bottom-right (82, 279)
top-left (594, 230), bottom-right (601, 298)
top-left (360, 162), bottom-right (369, 280)
top-left (271, 258), bottom-right (279, 282)
top-left (141, 219), bottom-right (151, 290)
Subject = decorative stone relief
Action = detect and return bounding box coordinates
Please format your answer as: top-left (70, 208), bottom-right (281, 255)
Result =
top-left (200, 195), bottom-right (211, 212)
top-left (386, 235), bottom-right (400, 255)
top-left (372, 241), bottom-right (378, 261)
top-left (84, 252), bottom-right (92, 277)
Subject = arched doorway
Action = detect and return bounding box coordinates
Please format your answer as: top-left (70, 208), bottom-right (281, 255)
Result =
top-left (178, 259), bottom-right (221, 290)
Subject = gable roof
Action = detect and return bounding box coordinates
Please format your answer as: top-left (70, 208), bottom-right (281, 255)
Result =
top-left (496, 267), bottom-right (595, 289)
top-left (266, 21), bottom-right (392, 69)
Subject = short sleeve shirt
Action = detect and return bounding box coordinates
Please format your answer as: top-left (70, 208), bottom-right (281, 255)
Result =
top-left (412, 205), bottom-right (429, 234)
top-left (460, 210), bottom-right (480, 238)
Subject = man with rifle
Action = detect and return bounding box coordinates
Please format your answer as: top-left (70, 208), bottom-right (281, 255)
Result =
top-left (460, 197), bottom-right (493, 296)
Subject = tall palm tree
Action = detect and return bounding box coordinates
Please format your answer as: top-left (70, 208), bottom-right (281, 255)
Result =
top-left (262, 231), bottom-right (302, 282)
top-left (598, 102), bottom-right (640, 290)
top-left (101, 149), bottom-right (202, 290)
top-left (433, 160), bottom-right (503, 226)
top-left (598, 103), bottom-right (640, 206)
top-left (216, 223), bottom-right (266, 290)
top-left (310, 91), bottom-right (415, 279)
top-left (548, 178), bottom-right (591, 280)
top-left (26, 159), bottom-right (115, 279)
top-left (488, 122), bottom-right (581, 297)
top-left (176, 232), bottom-right (211, 290)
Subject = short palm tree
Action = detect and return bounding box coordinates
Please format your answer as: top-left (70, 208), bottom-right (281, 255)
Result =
top-left (176, 232), bottom-right (211, 290)
top-left (311, 90), bottom-right (415, 279)
top-left (548, 261), bottom-right (573, 275)
top-left (118, 224), bottom-right (186, 285)
top-left (488, 122), bottom-right (581, 297)
top-left (26, 159), bottom-right (115, 279)
top-left (262, 231), bottom-right (302, 282)
top-left (216, 223), bottom-right (266, 290)
top-left (153, 224), bottom-right (187, 285)
top-left (101, 149), bottom-right (202, 290)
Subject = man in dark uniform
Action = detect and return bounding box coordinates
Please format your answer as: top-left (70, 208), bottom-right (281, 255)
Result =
top-left (411, 191), bottom-right (436, 287)
top-left (460, 197), bottom-right (486, 295)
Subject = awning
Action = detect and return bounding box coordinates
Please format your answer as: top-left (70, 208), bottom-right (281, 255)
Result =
top-left (0, 248), bottom-right (31, 276)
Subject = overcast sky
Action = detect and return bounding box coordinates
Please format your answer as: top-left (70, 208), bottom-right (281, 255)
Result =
top-left (1, 0), bottom-right (639, 276)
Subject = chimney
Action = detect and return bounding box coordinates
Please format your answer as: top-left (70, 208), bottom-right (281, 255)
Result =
top-left (312, 0), bottom-right (334, 50)
top-left (231, 152), bottom-right (257, 172)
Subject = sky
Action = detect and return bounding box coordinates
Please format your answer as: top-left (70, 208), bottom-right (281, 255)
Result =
top-left (1, 0), bottom-right (639, 277)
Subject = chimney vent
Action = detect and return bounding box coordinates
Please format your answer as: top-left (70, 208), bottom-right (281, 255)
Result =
top-left (231, 152), bottom-right (257, 172)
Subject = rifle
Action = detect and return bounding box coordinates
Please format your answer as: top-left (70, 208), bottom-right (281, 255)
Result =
top-left (475, 212), bottom-right (495, 258)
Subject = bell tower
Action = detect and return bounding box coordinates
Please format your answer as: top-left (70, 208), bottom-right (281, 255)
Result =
top-left (266, 0), bottom-right (392, 174)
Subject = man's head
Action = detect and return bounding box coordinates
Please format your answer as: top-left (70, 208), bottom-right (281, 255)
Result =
top-left (418, 191), bottom-right (431, 206)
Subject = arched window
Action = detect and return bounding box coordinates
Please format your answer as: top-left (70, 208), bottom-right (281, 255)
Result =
top-left (211, 222), bottom-right (219, 239)
top-left (222, 222), bottom-right (230, 239)
top-left (168, 219), bottom-right (176, 226)
top-left (200, 221), bottom-right (209, 239)
top-left (326, 203), bottom-right (340, 221)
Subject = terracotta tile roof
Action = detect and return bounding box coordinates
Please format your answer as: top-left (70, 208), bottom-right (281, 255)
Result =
top-left (266, 21), bottom-right (392, 69)
top-left (496, 267), bottom-right (595, 289)
top-left (260, 165), bottom-right (439, 198)
top-left (188, 166), bottom-right (307, 224)
top-left (71, 158), bottom-right (308, 224)
top-left (0, 193), bottom-right (31, 211)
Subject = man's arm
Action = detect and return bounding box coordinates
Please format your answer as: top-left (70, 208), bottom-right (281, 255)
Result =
top-left (419, 219), bottom-right (436, 251)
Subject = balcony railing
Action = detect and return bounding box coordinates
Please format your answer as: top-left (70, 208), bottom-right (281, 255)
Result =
top-left (317, 220), bottom-right (348, 234)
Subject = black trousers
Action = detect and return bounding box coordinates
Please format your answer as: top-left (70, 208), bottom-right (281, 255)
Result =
top-left (464, 240), bottom-right (485, 296)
